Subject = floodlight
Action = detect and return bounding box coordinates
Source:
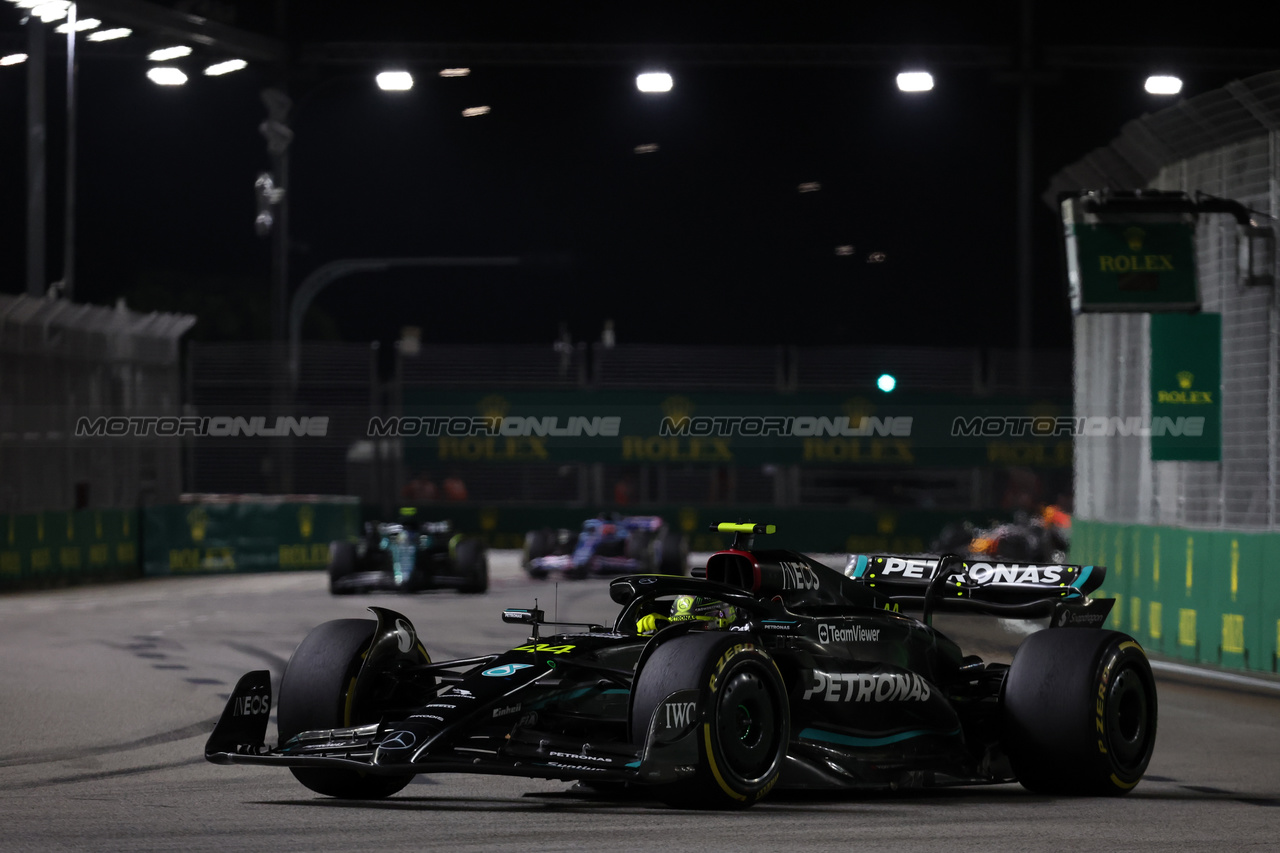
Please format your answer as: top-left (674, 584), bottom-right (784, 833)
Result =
top-left (636, 72), bottom-right (673, 93)
top-left (896, 71), bottom-right (933, 92)
top-left (1145, 75), bottom-right (1182, 95)
top-left (204, 59), bottom-right (247, 76)
top-left (87, 28), bottom-right (131, 42)
top-left (1, 53), bottom-right (28, 66)
top-left (54, 17), bottom-right (99, 33)
top-left (148, 46), bottom-right (192, 61)
top-left (376, 71), bottom-right (413, 91)
top-left (147, 66), bottom-right (188, 86)
top-left (461, 106), bottom-right (491, 117)
top-left (31, 2), bottom-right (70, 23)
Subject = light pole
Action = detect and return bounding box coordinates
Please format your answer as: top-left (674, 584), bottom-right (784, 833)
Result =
top-left (25, 15), bottom-right (45, 297)
top-left (281, 256), bottom-right (522, 496)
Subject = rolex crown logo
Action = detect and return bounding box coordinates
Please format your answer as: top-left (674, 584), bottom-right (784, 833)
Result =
top-left (662, 395), bottom-right (695, 422)
top-left (1177, 371), bottom-right (1194, 390)
top-left (843, 397), bottom-right (875, 422)
top-left (1124, 226), bottom-right (1146, 251)
top-left (188, 507), bottom-right (209, 544)
top-left (478, 394), bottom-right (509, 421)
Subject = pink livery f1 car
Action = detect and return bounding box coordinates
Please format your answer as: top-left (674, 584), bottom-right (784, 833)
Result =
top-left (522, 514), bottom-right (688, 579)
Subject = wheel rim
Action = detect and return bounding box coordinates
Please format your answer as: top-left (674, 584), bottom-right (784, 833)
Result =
top-left (714, 668), bottom-right (780, 781)
top-left (1106, 665), bottom-right (1152, 768)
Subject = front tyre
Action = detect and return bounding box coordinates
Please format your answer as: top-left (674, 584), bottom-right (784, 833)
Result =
top-left (454, 538), bottom-right (489, 594)
top-left (631, 631), bottom-right (787, 809)
top-left (277, 619), bottom-right (413, 799)
top-left (327, 541), bottom-right (358, 595)
top-left (1001, 628), bottom-right (1157, 795)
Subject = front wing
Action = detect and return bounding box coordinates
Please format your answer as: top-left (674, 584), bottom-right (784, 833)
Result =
top-left (205, 671), bottom-right (703, 786)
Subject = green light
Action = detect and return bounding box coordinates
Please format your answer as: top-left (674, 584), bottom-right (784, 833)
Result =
top-left (877, 374), bottom-right (897, 392)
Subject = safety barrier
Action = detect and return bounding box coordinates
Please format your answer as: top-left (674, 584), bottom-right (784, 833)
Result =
top-left (1072, 519), bottom-right (1280, 674)
top-left (141, 498), bottom-right (360, 577)
top-left (0, 509), bottom-right (140, 591)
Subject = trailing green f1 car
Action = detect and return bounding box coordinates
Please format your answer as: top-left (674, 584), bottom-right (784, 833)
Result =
top-left (328, 512), bottom-right (488, 595)
top-left (208, 523), bottom-right (1156, 808)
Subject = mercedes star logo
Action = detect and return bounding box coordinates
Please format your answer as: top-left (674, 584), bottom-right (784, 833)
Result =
top-left (381, 730), bottom-right (416, 750)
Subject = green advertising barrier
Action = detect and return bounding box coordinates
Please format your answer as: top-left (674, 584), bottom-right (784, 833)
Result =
top-left (0, 509), bottom-right (140, 591)
top-left (387, 503), bottom-right (1005, 556)
top-left (1072, 520), bottom-right (1279, 675)
top-left (142, 500), bottom-right (361, 577)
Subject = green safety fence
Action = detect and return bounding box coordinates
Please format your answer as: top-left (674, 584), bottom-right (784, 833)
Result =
top-left (1072, 519), bottom-right (1280, 674)
top-left (142, 500), bottom-right (361, 577)
top-left (0, 509), bottom-right (140, 591)
top-left (381, 503), bottom-right (1003, 556)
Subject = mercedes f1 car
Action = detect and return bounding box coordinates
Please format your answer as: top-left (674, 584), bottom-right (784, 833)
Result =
top-left (207, 522), bottom-right (1156, 808)
top-left (523, 514), bottom-right (688, 579)
top-left (328, 515), bottom-right (488, 595)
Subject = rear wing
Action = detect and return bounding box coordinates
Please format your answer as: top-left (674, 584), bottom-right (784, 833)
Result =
top-left (844, 554), bottom-right (1108, 621)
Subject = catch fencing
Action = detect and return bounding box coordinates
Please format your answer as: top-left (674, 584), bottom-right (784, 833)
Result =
top-left (0, 294), bottom-right (193, 514)
top-left (1057, 70), bottom-right (1280, 530)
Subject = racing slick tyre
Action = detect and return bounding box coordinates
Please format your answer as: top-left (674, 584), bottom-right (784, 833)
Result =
top-left (454, 538), bottom-right (489, 594)
top-left (994, 532), bottom-right (1034, 562)
top-left (630, 631), bottom-right (788, 809)
top-left (523, 528), bottom-right (553, 578)
top-left (656, 528), bottom-right (689, 576)
top-left (327, 541), bottom-right (358, 595)
top-left (624, 530), bottom-right (656, 572)
top-left (932, 523), bottom-right (972, 555)
top-left (1001, 628), bottom-right (1157, 796)
top-left (278, 619), bottom-right (414, 799)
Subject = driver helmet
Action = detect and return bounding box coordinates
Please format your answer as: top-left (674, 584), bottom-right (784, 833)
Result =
top-left (669, 594), bottom-right (737, 629)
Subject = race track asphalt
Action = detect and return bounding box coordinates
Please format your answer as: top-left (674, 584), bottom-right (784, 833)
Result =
top-left (1, 552), bottom-right (1277, 852)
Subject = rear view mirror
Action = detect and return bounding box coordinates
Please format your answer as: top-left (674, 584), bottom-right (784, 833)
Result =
top-left (502, 608), bottom-right (545, 625)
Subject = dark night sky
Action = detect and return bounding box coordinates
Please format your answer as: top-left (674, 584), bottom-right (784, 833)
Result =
top-left (1, 1), bottom-right (1276, 349)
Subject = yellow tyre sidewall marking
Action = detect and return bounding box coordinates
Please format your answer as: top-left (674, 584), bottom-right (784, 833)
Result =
top-left (703, 723), bottom-right (747, 802)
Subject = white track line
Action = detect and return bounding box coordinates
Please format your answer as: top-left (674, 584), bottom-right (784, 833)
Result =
top-left (1148, 659), bottom-right (1280, 693)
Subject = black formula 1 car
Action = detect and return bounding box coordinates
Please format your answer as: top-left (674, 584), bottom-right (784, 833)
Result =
top-left (328, 516), bottom-right (488, 595)
top-left (207, 522), bottom-right (1157, 808)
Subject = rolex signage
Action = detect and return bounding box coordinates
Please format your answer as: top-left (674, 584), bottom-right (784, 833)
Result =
top-left (1062, 195), bottom-right (1200, 312)
top-left (1150, 313), bottom-right (1220, 461)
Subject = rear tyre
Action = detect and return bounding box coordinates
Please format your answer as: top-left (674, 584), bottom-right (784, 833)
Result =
top-left (1001, 628), bottom-right (1157, 795)
top-left (327, 542), bottom-right (358, 595)
top-left (996, 532), bottom-right (1034, 562)
top-left (630, 631), bottom-right (787, 809)
top-left (523, 528), bottom-right (553, 578)
top-left (454, 538), bottom-right (489, 594)
top-left (624, 530), bottom-right (655, 572)
top-left (656, 528), bottom-right (689, 575)
top-left (278, 619), bottom-right (413, 799)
